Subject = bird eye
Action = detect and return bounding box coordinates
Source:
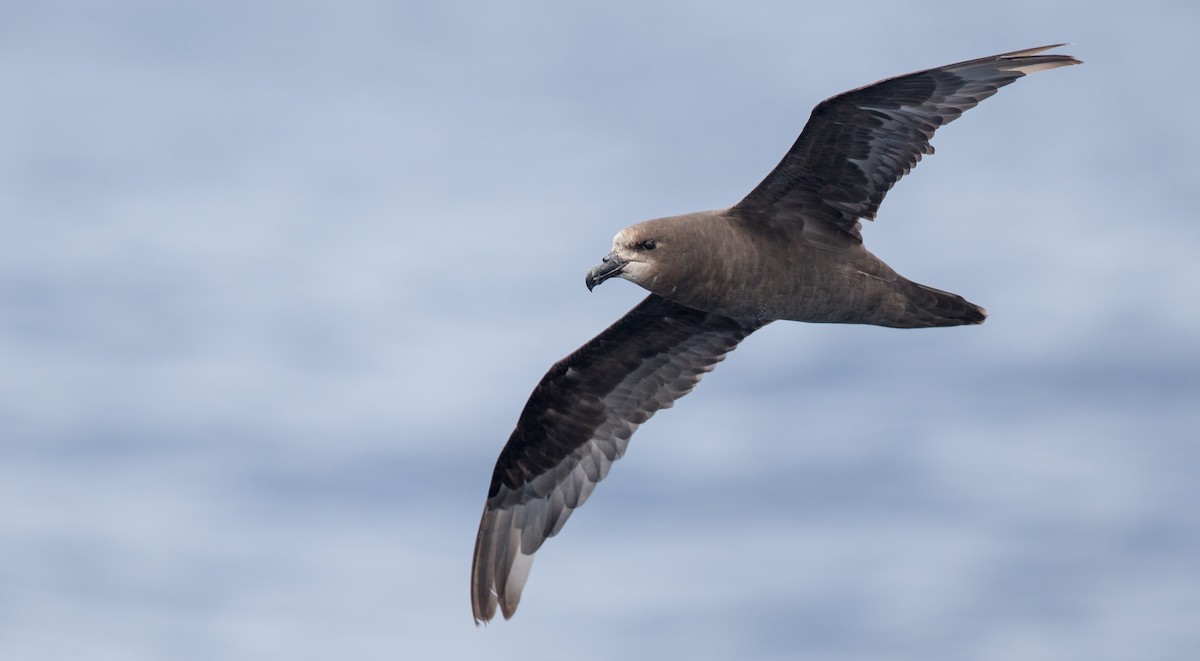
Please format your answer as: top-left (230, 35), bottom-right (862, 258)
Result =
top-left (638, 240), bottom-right (657, 250)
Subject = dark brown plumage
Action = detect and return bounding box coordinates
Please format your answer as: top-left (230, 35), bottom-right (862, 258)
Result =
top-left (472, 45), bottom-right (1080, 623)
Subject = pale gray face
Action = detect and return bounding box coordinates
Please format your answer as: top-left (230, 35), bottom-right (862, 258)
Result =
top-left (584, 224), bottom-right (666, 291)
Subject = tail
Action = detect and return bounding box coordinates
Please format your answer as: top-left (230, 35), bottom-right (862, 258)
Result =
top-left (889, 280), bottom-right (987, 328)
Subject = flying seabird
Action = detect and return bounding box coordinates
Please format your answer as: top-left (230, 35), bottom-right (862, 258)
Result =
top-left (471, 45), bottom-right (1080, 623)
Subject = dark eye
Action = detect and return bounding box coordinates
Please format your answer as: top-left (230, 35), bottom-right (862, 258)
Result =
top-left (638, 239), bottom-right (656, 250)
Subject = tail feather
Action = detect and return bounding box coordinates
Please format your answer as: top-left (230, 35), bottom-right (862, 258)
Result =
top-left (894, 280), bottom-right (987, 328)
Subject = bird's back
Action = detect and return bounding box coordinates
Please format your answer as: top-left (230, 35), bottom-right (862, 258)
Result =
top-left (642, 210), bottom-right (985, 328)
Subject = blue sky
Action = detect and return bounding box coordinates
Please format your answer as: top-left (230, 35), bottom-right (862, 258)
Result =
top-left (2, 1), bottom-right (1198, 659)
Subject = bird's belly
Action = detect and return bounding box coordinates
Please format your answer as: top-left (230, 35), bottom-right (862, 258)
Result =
top-left (667, 254), bottom-right (901, 324)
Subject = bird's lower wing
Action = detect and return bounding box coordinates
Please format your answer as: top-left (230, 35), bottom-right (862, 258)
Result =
top-left (471, 294), bottom-right (765, 623)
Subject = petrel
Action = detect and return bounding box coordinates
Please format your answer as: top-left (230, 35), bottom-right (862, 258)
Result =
top-left (471, 45), bottom-right (1079, 623)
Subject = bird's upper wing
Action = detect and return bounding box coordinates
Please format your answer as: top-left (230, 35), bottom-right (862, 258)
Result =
top-left (471, 294), bottom-right (765, 623)
top-left (731, 45), bottom-right (1080, 241)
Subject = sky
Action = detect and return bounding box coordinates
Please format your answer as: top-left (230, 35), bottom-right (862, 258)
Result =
top-left (2, 1), bottom-right (1198, 660)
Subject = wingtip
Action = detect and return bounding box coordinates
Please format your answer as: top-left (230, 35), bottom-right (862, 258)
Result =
top-left (471, 502), bottom-right (537, 625)
top-left (471, 597), bottom-right (494, 626)
top-left (998, 44), bottom-right (1083, 74)
top-left (1003, 43), bottom-right (1068, 56)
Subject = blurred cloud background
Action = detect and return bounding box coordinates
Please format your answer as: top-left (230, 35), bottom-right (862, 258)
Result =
top-left (2, 1), bottom-right (1197, 659)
